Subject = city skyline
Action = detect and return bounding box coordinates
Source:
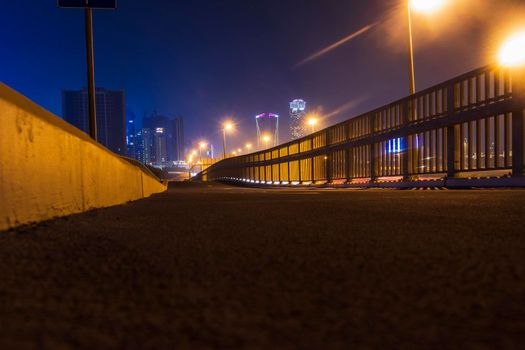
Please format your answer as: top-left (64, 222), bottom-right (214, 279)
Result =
top-left (2, 0), bottom-right (525, 154)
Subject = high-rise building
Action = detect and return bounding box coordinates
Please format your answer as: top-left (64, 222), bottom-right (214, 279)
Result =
top-left (290, 99), bottom-right (307, 140)
top-left (153, 127), bottom-right (168, 165)
top-left (126, 110), bottom-right (136, 158)
top-left (143, 113), bottom-right (185, 165)
top-left (143, 113), bottom-right (168, 165)
top-left (62, 88), bottom-right (126, 154)
top-left (135, 128), bottom-right (153, 164)
top-left (172, 117), bottom-right (184, 161)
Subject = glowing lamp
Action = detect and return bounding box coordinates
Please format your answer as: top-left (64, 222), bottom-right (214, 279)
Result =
top-left (224, 122), bottom-right (234, 131)
top-left (499, 31), bottom-right (525, 67)
top-left (411, 0), bottom-right (447, 13)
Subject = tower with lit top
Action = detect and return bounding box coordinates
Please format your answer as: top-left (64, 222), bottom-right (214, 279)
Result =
top-left (290, 99), bottom-right (306, 140)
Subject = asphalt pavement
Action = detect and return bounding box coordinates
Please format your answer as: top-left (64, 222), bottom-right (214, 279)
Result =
top-left (1, 182), bottom-right (524, 349)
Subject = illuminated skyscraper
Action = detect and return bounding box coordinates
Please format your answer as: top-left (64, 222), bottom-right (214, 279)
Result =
top-left (153, 127), bottom-right (168, 165)
top-left (143, 113), bottom-right (185, 164)
top-left (135, 128), bottom-right (153, 164)
top-left (289, 99), bottom-right (306, 140)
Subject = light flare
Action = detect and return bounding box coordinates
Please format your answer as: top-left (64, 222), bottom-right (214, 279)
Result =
top-left (308, 117), bottom-right (318, 126)
top-left (411, 0), bottom-right (447, 14)
top-left (295, 22), bottom-right (379, 67)
top-left (498, 31), bottom-right (525, 67)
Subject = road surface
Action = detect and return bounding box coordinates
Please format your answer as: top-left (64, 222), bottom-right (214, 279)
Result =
top-left (1, 182), bottom-right (524, 349)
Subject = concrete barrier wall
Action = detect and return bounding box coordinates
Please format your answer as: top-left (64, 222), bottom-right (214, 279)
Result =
top-left (0, 83), bottom-right (167, 231)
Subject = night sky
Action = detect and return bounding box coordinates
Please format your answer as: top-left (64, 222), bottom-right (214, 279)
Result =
top-left (1, 0), bottom-right (524, 152)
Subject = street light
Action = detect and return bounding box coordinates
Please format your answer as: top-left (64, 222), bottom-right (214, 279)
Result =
top-left (498, 31), bottom-right (525, 67)
top-left (308, 117), bottom-right (318, 133)
top-left (262, 135), bottom-right (271, 149)
top-left (407, 0), bottom-right (448, 94)
top-left (411, 0), bottom-right (446, 13)
top-left (198, 142), bottom-right (207, 164)
top-left (222, 121), bottom-right (234, 159)
top-left (245, 143), bottom-right (253, 151)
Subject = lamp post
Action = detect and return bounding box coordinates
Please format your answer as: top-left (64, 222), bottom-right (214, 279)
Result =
top-left (245, 143), bottom-right (253, 152)
top-left (222, 122), bottom-right (234, 159)
top-left (407, 1), bottom-right (416, 95)
top-left (407, 0), bottom-right (447, 94)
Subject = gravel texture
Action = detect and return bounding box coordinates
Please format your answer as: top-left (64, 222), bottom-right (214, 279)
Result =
top-left (0, 182), bottom-right (524, 349)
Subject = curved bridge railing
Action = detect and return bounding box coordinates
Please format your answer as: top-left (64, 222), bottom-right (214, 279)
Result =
top-left (202, 65), bottom-right (525, 187)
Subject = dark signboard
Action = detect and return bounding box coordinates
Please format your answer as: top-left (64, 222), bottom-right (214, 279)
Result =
top-left (58, 0), bottom-right (117, 9)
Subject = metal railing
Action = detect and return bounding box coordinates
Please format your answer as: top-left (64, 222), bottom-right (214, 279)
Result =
top-left (202, 65), bottom-right (525, 185)
top-left (120, 156), bottom-right (164, 183)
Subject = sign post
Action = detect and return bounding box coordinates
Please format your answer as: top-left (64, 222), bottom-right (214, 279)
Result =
top-left (58, 1), bottom-right (117, 141)
top-left (84, 7), bottom-right (97, 141)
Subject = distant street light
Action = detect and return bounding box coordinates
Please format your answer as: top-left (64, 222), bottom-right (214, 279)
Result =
top-left (262, 135), bottom-right (271, 149)
top-left (199, 142), bottom-right (207, 164)
top-left (499, 31), bottom-right (525, 67)
top-left (222, 121), bottom-right (234, 159)
top-left (407, 0), bottom-right (448, 94)
top-left (245, 143), bottom-right (253, 151)
top-left (308, 117), bottom-right (318, 133)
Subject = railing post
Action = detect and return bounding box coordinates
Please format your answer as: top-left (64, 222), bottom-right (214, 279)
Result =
top-left (447, 83), bottom-right (457, 178)
top-left (298, 143), bottom-right (302, 183)
top-left (287, 146), bottom-right (291, 183)
top-left (278, 153), bottom-right (281, 184)
top-left (512, 109), bottom-right (524, 177)
top-left (402, 100), bottom-right (410, 181)
top-left (326, 154), bottom-right (332, 183)
top-left (269, 152), bottom-right (273, 183)
top-left (258, 156), bottom-right (262, 182)
top-left (345, 147), bottom-right (352, 183)
top-left (369, 115), bottom-right (376, 182)
top-left (311, 137), bottom-right (315, 183)
top-left (311, 157), bottom-right (315, 184)
top-left (512, 68), bottom-right (525, 177)
top-left (326, 130), bottom-right (332, 183)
